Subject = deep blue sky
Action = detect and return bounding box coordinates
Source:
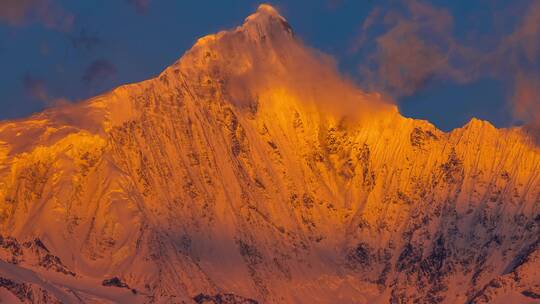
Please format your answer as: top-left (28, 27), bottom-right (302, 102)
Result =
top-left (0, 0), bottom-right (537, 130)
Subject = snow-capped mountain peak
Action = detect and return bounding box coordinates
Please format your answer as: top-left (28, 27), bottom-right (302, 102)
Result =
top-left (0, 4), bottom-right (539, 304)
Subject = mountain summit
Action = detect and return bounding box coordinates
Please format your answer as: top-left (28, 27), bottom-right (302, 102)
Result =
top-left (0, 4), bottom-right (539, 304)
top-left (243, 4), bottom-right (293, 36)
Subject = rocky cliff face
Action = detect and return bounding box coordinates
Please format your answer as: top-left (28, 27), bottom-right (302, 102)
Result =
top-left (0, 4), bottom-right (539, 303)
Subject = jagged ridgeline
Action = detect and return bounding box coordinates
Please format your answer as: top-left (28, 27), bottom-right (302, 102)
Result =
top-left (0, 4), bottom-right (539, 304)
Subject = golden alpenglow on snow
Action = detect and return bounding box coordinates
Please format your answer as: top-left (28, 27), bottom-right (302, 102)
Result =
top-left (0, 3), bottom-right (540, 304)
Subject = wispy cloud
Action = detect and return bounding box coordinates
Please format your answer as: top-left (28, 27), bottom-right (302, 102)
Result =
top-left (125, 0), bottom-right (151, 14)
top-left (354, 0), bottom-right (540, 127)
top-left (82, 59), bottom-right (117, 85)
top-left (22, 73), bottom-right (69, 106)
top-left (201, 7), bottom-right (389, 120)
top-left (0, 0), bottom-right (74, 31)
top-left (355, 0), bottom-right (479, 97)
top-left (502, 1), bottom-right (540, 126)
top-left (327, 0), bottom-right (346, 10)
top-left (512, 73), bottom-right (540, 123)
top-left (70, 29), bottom-right (102, 52)
top-left (22, 73), bottom-right (48, 101)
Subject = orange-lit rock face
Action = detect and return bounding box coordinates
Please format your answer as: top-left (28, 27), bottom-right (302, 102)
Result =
top-left (0, 4), bottom-right (540, 304)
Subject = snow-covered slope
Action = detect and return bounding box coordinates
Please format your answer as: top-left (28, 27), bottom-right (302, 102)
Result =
top-left (0, 4), bottom-right (539, 303)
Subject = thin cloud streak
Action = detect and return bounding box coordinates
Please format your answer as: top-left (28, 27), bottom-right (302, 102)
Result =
top-left (0, 0), bottom-right (74, 31)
